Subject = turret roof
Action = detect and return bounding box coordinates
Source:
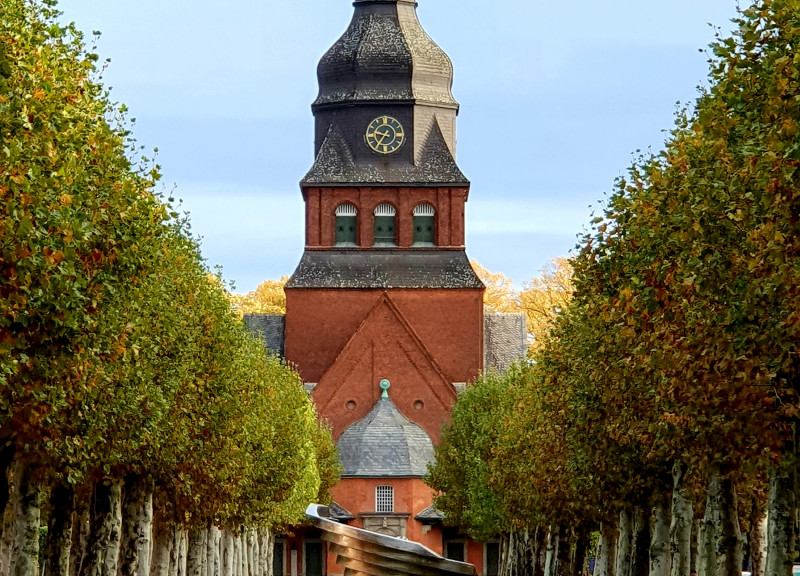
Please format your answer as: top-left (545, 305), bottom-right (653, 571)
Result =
top-left (337, 381), bottom-right (435, 478)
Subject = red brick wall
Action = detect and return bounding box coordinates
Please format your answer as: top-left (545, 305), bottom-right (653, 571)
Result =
top-left (286, 289), bottom-right (482, 383)
top-left (326, 477), bottom-right (444, 574)
top-left (302, 186), bottom-right (468, 249)
top-left (285, 288), bottom-right (483, 442)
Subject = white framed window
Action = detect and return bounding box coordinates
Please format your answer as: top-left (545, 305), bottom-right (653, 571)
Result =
top-left (303, 540), bottom-right (324, 576)
top-left (412, 203), bottom-right (436, 246)
top-left (374, 204), bottom-right (396, 217)
top-left (484, 542), bottom-right (500, 576)
top-left (375, 485), bottom-right (394, 513)
top-left (373, 204), bottom-right (397, 246)
top-left (336, 203), bottom-right (358, 217)
top-left (335, 203), bottom-right (358, 246)
top-left (413, 203), bottom-right (435, 217)
top-left (445, 540), bottom-right (466, 563)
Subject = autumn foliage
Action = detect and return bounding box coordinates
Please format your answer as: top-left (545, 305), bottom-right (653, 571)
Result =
top-left (0, 2), bottom-right (338, 575)
top-left (430, 2), bottom-right (800, 576)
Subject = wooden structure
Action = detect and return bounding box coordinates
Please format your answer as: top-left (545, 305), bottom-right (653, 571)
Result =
top-left (306, 505), bottom-right (477, 576)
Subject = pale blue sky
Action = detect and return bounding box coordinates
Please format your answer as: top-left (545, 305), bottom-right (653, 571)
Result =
top-left (57, 0), bottom-right (740, 292)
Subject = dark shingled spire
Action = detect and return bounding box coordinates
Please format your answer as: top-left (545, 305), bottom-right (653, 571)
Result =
top-left (304, 0), bottom-right (467, 187)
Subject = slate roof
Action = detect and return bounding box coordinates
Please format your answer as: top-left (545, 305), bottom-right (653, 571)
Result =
top-left (243, 314), bottom-right (285, 358)
top-left (314, 0), bottom-right (456, 110)
top-left (301, 118), bottom-right (468, 186)
top-left (338, 394), bottom-right (435, 478)
top-left (304, 0), bottom-right (468, 186)
top-left (415, 503), bottom-right (445, 524)
top-left (285, 250), bottom-right (484, 290)
top-left (329, 502), bottom-right (356, 522)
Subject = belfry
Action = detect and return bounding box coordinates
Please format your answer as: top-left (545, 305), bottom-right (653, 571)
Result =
top-left (284, 0), bottom-right (484, 446)
top-left (248, 1), bottom-right (527, 574)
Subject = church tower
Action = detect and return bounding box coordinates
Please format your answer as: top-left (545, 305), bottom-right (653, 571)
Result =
top-left (280, 1), bottom-right (492, 573)
top-left (285, 0), bottom-right (484, 446)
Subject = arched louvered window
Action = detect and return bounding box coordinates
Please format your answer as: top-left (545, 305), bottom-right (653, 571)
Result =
top-left (412, 203), bottom-right (436, 247)
top-left (335, 203), bottom-right (358, 247)
top-left (373, 204), bottom-right (397, 247)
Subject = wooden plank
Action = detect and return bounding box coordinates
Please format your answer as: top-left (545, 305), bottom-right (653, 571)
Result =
top-left (306, 505), bottom-right (476, 576)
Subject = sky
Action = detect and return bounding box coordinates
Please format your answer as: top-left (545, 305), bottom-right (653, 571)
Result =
top-left (56, 0), bottom-right (742, 293)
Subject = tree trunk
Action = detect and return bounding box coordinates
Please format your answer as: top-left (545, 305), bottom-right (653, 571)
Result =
top-left (148, 518), bottom-right (171, 576)
top-left (501, 528), bottom-right (536, 576)
top-left (104, 480), bottom-right (123, 576)
top-left (698, 474), bottom-right (742, 576)
top-left (220, 529), bottom-right (233, 576)
top-left (206, 527), bottom-right (219, 576)
top-left (615, 509), bottom-right (634, 576)
top-left (544, 527), bottom-right (558, 576)
top-left (0, 457), bottom-right (19, 576)
top-left (43, 482), bottom-right (75, 576)
top-left (765, 462), bottom-right (795, 576)
top-left (137, 487), bottom-right (153, 576)
top-left (249, 531), bottom-right (257, 576)
top-left (670, 462), bottom-right (693, 576)
top-left (9, 459), bottom-right (42, 576)
top-left (256, 532), bottom-right (269, 576)
top-left (238, 532), bottom-right (246, 576)
top-left (187, 528), bottom-right (207, 576)
top-left (596, 521), bottom-right (618, 576)
top-left (175, 528), bottom-right (187, 576)
top-left (70, 491), bottom-right (90, 576)
top-left (749, 502), bottom-right (767, 576)
top-left (691, 517), bottom-right (700, 576)
top-left (535, 526), bottom-right (548, 576)
top-left (650, 492), bottom-right (672, 576)
top-left (118, 475), bottom-right (154, 576)
top-left (0, 446), bottom-right (14, 529)
top-left (0, 444), bottom-right (15, 575)
top-left (80, 480), bottom-right (124, 576)
top-left (231, 534), bottom-right (239, 576)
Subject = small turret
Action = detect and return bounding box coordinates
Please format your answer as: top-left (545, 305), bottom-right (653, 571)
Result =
top-left (337, 380), bottom-right (435, 478)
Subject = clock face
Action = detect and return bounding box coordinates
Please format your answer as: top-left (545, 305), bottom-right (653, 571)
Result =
top-left (365, 116), bottom-right (405, 155)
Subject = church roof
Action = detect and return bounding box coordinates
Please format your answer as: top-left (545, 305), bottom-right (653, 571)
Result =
top-left (313, 0), bottom-right (457, 110)
top-left (286, 250), bottom-right (484, 290)
top-left (304, 0), bottom-right (467, 186)
top-left (301, 118), bottom-right (468, 186)
top-left (338, 381), bottom-right (435, 478)
top-left (415, 503), bottom-right (445, 524)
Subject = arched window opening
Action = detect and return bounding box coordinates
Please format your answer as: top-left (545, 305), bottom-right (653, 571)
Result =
top-left (412, 203), bottom-right (436, 247)
top-left (335, 203), bottom-right (358, 247)
top-left (373, 204), bottom-right (397, 247)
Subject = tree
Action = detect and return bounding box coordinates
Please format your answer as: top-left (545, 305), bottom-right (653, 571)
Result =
top-left (519, 258), bottom-right (573, 354)
top-left (469, 260), bottom-right (519, 313)
top-left (435, 3), bottom-right (800, 576)
top-left (230, 277), bottom-right (288, 315)
top-left (0, 3), bottom-right (338, 576)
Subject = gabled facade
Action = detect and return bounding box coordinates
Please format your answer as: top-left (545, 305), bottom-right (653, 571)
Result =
top-left (256, 2), bottom-right (524, 575)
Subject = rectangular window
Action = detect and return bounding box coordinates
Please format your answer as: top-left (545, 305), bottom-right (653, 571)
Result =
top-left (485, 542), bottom-right (500, 576)
top-left (445, 541), bottom-right (465, 563)
top-left (272, 542), bottom-right (284, 576)
top-left (304, 541), bottom-right (323, 576)
top-left (376, 485), bottom-right (394, 513)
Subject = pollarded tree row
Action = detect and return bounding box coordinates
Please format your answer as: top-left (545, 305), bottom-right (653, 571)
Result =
top-left (428, 1), bottom-right (800, 576)
top-left (0, 2), bottom-right (339, 576)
